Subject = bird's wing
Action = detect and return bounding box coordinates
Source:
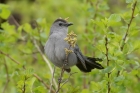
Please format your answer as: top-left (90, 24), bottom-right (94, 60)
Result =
top-left (74, 44), bottom-right (87, 69)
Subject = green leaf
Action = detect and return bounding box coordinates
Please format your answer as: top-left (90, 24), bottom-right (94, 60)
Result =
top-left (99, 2), bottom-right (109, 10)
top-left (23, 23), bottom-right (33, 34)
top-left (131, 69), bottom-right (138, 75)
top-left (102, 66), bottom-right (114, 73)
top-left (90, 81), bottom-right (100, 91)
top-left (34, 86), bottom-right (46, 93)
top-left (0, 4), bottom-right (11, 19)
top-left (114, 75), bottom-right (125, 82)
top-left (1, 22), bottom-right (16, 35)
top-left (93, 20), bottom-right (105, 29)
top-left (81, 89), bottom-right (89, 93)
top-left (28, 77), bottom-right (36, 91)
top-left (126, 0), bottom-right (133, 3)
top-left (24, 68), bottom-right (34, 78)
top-left (134, 61), bottom-right (140, 69)
top-left (108, 14), bottom-right (121, 22)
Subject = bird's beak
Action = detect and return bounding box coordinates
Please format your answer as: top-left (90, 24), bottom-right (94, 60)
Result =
top-left (66, 22), bottom-right (73, 27)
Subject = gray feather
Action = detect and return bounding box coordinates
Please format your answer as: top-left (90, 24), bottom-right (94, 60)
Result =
top-left (74, 45), bottom-right (87, 69)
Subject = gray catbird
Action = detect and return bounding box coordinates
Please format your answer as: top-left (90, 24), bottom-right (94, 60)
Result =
top-left (44, 19), bottom-right (104, 72)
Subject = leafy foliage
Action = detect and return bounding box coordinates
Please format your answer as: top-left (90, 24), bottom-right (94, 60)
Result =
top-left (0, 0), bottom-right (140, 93)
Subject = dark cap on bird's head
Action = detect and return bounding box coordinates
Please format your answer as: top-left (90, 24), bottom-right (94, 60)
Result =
top-left (54, 19), bottom-right (67, 24)
top-left (53, 18), bottom-right (73, 27)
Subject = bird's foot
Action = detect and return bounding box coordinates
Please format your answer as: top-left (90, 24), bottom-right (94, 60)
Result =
top-left (58, 78), bottom-right (62, 83)
top-left (64, 61), bottom-right (68, 66)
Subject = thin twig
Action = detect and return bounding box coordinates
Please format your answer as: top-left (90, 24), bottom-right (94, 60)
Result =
top-left (49, 66), bottom-right (56, 93)
top-left (22, 76), bottom-right (27, 93)
top-left (55, 66), bottom-right (65, 93)
top-left (105, 36), bottom-right (110, 93)
top-left (33, 74), bottom-right (55, 93)
top-left (117, 1), bottom-right (137, 77)
top-left (33, 39), bottom-right (58, 88)
top-left (0, 50), bottom-right (20, 64)
top-left (9, 15), bottom-right (20, 28)
top-left (59, 72), bottom-right (77, 89)
top-left (32, 39), bottom-right (52, 71)
top-left (120, 1), bottom-right (137, 51)
top-left (33, 39), bottom-right (53, 72)
top-left (2, 60), bottom-right (10, 93)
top-left (34, 21), bottom-right (44, 53)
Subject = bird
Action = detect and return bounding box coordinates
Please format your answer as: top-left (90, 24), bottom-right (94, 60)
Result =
top-left (44, 18), bottom-right (104, 72)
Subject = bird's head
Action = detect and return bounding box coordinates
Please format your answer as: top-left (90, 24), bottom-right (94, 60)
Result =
top-left (50, 19), bottom-right (73, 35)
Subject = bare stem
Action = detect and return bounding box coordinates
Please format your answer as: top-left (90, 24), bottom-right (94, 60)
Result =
top-left (49, 66), bottom-right (56, 93)
top-left (117, 1), bottom-right (137, 77)
top-left (34, 21), bottom-right (44, 53)
top-left (105, 36), bottom-right (110, 93)
top-left (59, 72), bottom-right (77, 89)
top-left (22, 76), bottom-right (27, 93)
top-left (33, 39), bottom-right (57, 88)
top-left (2, 60), bottom-right (10, 93)
top-left (55, 66), bottom-right (65, 93)
top-left (0, 50), bottom-right (20, 65)
top-left (33, 74), bottom-right (55, 93)
top-left (120, 1), bottom-right (137, 51)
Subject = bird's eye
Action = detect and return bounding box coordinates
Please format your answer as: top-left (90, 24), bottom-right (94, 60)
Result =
top-left (59, 23), bottom-right (62, 26)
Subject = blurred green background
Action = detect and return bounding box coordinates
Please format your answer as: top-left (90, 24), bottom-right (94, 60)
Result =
top-left (0, 0), bottom-right (140, 93)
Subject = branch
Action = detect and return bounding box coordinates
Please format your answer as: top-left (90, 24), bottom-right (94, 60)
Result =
top-left (33, 74), bottom-right (55, 93)
top-left (49, 66), bottom-right (56, 93)
top-left (105, 36), bottom-right (110, 93)
top-left (55, 60), bottom-right (67, 93)
top-left (0, 50), bottom-right (20, 65)
top-left (117, 1), bottom-right (137, 77)
top-left (34, 21), bottom-right (44, 53)
top-left (22, 76), bottom-right (27, 93)
top-left (120, 1), bottom-right (137, 51)
top-left (55, 68), bottom-right (77, 93)
top-left (33, 39), bottom-right (53, 72)
top-left (32, 38), bottom-right (57, 88)
top-left (9, 15), bottom-right (20, 29)
top-left (2, 60), bottom-right (10, 93)
top-left (59, 72), bottom-right (77, 89)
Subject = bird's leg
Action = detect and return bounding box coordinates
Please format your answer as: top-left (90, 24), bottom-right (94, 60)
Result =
top-left (58, 54), bottom-right (69, 83)
top-left (64, 53), bottom-right (69, 66)
top-left (64, 59), bottom-right (68, 66)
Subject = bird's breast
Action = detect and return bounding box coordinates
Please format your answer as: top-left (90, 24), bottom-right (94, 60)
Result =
top-left (45, 32), bottom-right (77, 68)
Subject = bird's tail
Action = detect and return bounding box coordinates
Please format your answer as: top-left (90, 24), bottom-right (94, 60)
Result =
top-left (76, 57), bottom-right (104, 72)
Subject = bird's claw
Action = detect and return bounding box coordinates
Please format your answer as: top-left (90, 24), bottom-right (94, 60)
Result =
top-left (58, 78), bottom-right (61, 83)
